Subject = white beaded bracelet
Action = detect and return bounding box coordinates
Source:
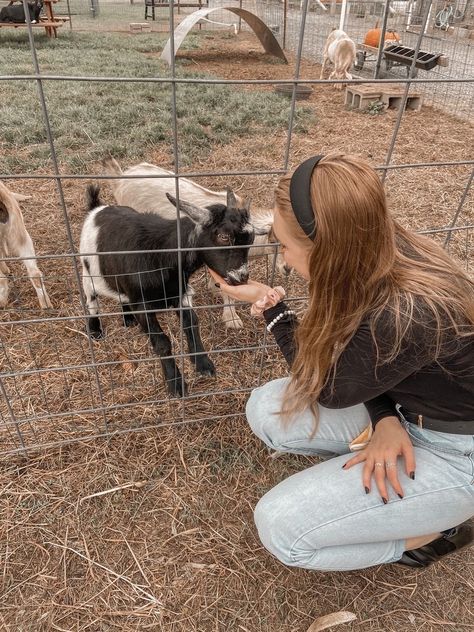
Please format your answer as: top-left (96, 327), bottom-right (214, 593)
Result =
top-left (266, 310), bottom-right (296, 333)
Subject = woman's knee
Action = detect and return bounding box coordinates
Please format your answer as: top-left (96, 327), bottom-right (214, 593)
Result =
top-left (254, 488), bottom-right (328, 569)
top-left (245, 378), bottom-right (288, 448)
top-left (254, 491), bottom-right (296, 567)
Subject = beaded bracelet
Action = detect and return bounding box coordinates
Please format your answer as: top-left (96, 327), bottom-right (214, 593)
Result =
top-left (266, 309), bottom-right (296, 333)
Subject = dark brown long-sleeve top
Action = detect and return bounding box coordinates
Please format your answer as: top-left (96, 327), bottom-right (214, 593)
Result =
top-left (263, 302), bottom-right (474, 429)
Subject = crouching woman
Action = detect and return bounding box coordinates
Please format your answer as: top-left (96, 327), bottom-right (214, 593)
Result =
top-left (210, 153), bottom-right (474, 571)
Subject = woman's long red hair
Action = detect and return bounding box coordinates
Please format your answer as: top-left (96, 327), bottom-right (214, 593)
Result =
top-left (276, 154), bottom-right (474, 422)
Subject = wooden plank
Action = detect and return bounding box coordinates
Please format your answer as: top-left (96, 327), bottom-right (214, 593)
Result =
top-left (0, 21), bottom-right (63, 27)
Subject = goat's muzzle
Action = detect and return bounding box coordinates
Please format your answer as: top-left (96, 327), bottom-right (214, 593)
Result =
top-left (225, 266), bottom-right (249, 286)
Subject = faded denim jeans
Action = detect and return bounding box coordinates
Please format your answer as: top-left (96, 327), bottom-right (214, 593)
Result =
top-left (246, 378), bottom-right (474, 571)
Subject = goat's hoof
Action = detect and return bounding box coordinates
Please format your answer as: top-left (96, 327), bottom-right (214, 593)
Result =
top-left (87, 327), bottom-right (104, 340)
top-left (224, 317), bottom-right (243, 330)
top-left (123, 314), bottom-right (137, 327)
top-left (167, 379), bottom-right (188, 398)
top-left (196, 357), bottom-right (216, 377)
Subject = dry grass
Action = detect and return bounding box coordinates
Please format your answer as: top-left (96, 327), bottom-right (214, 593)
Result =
top-left (0, 31), bottom-right (473, 631)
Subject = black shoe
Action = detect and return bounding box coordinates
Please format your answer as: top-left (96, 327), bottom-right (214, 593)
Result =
top-left (396, 520), bottom-right (473, 568)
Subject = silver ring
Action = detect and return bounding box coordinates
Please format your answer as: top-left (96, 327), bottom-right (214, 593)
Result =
top-left (386, 462), bottom-right (397, 468)
top-left (374, 462), bottom-right (384, 467)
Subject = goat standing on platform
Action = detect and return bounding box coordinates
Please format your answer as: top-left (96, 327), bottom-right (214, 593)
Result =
top-left (320, 29), bottom-right (356, 89)
top-left (80, 185), bottom-right (254, 397)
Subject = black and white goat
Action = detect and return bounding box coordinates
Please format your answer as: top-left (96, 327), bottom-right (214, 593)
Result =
top-left (102, 158), bottom-right (290, 329)
top-left (80, 185), bottom-right (254, 396)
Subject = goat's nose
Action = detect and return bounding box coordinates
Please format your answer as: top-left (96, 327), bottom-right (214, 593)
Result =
top-left (240, 271), bottom-right (249, 284)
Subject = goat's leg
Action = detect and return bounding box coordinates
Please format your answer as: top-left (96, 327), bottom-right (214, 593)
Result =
top-left (320, 53), bottom-right (329, 79)
top-left (206, 274), bottom-right (243, 329)
top-left (82, 269), bottom-right (103, 339)
top-left (179, 307), bottom-right (216, 377)
top-left (221, 293), bottom-right (244, 329)
top-left (0, 245), bottom-right (10, 276)
top-left (121, 303), bottom-right (137, 327)
top-left (0, 268), bottom-right (9, 308)
top-left (0, 245), bottom-right (9, 307)
top-left (15, 231), bottom-right (52, 309)
top-left (134, 304), bottom-right (186, 397)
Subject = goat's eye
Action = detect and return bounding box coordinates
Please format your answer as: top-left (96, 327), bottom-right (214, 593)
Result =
top-left (217, 233), bottom-right (230, 244)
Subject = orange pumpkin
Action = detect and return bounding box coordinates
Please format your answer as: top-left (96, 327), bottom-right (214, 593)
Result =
top-left (364, 28), bottom-right (400, 48)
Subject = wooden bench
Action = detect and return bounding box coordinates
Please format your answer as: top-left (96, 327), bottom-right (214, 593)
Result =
top-left (0, 19), bottom-right (63, 37)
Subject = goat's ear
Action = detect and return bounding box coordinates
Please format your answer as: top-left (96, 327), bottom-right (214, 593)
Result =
top-left (226, 189), bottom-right (238, 210)
top-left (252, 224), bottom-right (271, 236)
top-left (12, 192), bottom-right (31, 202)
top-left (166, 193), bottom-right (211, 225)
top-left (0, 201), bottom-right (9, 224)
top-left (250, 211), bottom-right (273, 236)
top-left (242, 199), bottom-right (251, 213)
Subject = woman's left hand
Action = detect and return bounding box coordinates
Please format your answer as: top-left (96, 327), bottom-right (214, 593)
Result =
top-left (208, 269), bottom-right (272, 304)
top-left (342, 416), bottom-right (416, 503)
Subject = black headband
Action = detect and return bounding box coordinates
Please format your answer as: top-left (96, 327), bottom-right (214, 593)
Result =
top-left (289, 154), bottom-right (324, 240)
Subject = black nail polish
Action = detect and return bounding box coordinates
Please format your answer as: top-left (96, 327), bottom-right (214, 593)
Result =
top-left (382, 497), bottom-right (388, 504)
top-left (397, 494), bottom-right (404, 499)
top-left (215, 283), bottom-right (220, 288)
top-left (341, 464), bottom-right (346, 469)
top-left (409, 471), bottom-right (415, 480)
top-left (364, 486), bottom-right (370, 494)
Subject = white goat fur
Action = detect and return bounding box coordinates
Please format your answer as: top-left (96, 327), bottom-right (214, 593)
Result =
top-left (0, 181), bottom-right (52, 309)
top-left (103, 158), bottom-right (286, 329)
top-left (320, 29), bottom-right (356, 89)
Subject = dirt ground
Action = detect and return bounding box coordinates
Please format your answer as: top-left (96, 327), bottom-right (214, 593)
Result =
top-left (0, 31), bottom-right (473, 631)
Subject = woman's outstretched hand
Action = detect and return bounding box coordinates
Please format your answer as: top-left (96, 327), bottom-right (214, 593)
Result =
top-left (342, 416), bottom-right (416, 503)
top-left (208, 269), bottom-right (271, 304)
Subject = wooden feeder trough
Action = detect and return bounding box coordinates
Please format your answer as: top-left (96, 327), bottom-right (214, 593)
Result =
top-left (274, 83), bottom-right (313, 100)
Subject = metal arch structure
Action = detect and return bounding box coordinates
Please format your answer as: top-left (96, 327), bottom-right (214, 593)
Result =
top-left (160, 7), bottom-right (288, 66)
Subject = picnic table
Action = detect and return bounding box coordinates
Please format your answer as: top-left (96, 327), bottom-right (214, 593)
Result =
top-left (0, 0), bottom-right (66, 37)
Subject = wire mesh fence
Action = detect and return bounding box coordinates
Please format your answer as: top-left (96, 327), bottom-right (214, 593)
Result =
top-left (0, 0), bottom-right (472, 457)
top-left (207, 0), bottom-right (474, 119)
top-left (57, 0), bottom-right (209, 31)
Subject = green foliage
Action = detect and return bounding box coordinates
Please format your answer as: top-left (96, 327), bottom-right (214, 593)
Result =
top-left (366, 100), bottom-right (385, 116)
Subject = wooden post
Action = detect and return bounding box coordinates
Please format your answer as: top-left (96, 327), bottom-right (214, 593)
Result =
top-left (283, 0), bottom-right (287, 48)
top-left (66, 0), bottom-right (73, 30)
top-left (339, 0), bottom-right (347, 29)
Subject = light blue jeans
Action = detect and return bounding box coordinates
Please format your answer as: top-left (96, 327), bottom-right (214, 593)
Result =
top-left (246, 378), bottom-right (474, 571)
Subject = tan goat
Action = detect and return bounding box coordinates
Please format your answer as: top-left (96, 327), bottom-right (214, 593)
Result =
top-left (320, 29), bottom-right (357, 89)
top-left (0, 181), bottom-right (52, 309)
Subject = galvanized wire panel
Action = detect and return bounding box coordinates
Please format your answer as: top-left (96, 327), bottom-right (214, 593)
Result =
top-left (0, 0), bottom-right (472, 455)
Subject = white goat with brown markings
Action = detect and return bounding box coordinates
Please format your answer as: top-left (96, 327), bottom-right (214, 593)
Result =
top-left (320, 29), bottom-right (356, 89)
top-left (0, 181), bottom-right (52, 309)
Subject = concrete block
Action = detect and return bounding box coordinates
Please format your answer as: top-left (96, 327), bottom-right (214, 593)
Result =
top-left (130, 22), bottom-right (152, 33)
top-left (345, 87), bottom-right (382, 110)
top-left (381, 92), bottom-right (423, 111)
